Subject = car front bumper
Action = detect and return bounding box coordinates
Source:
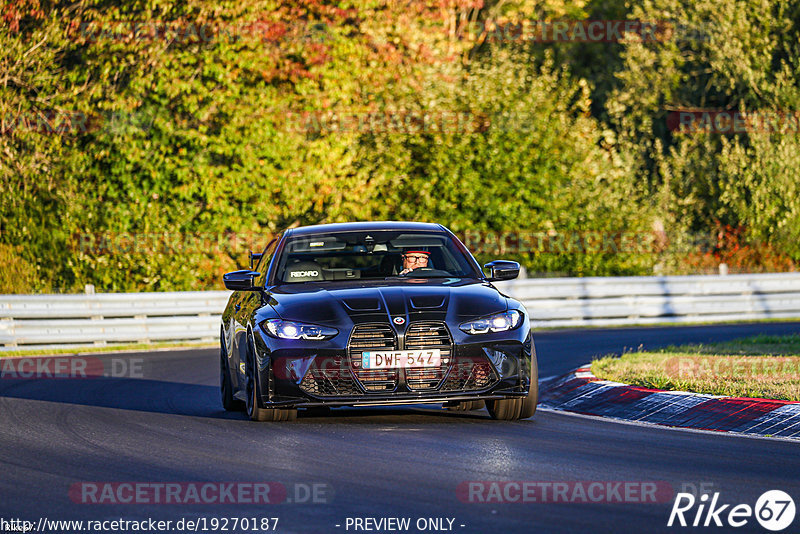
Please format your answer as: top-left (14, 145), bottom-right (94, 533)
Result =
top-left (251, 324), bottom-right (533, 408)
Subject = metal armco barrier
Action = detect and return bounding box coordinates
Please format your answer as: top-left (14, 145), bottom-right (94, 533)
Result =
top-left (0, 291), bottom-right (229, 348)
top-left (1, 273), bottom-right (799, 348)
top-left (496, 272), bottom-right (800, 327)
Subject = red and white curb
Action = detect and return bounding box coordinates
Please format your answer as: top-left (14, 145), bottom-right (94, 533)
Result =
top-left (540, 366), bottom-right (800, 439)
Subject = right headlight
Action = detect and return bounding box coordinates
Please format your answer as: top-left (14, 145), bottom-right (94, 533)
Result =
top-left (261, 319), bottom-right (338, 340)
top-left (459, 310), bottom-right (522, 335)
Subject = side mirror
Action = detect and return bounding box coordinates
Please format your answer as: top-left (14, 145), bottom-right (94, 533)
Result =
top-left (249, 251), bottom-right (263, 269)
top-left (223, 270), bottom-right (261, 291)
top-left (483, 260), bottom-right (520, 281)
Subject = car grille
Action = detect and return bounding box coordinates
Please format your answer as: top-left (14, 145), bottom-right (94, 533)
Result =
top-left (300, 322), bottom-right (499, 397)
top-left (348, 323), bottom-right (398, 392)
top-left (441, 355), bottom-right (499, 392)
top-left (404, 321), bottom-right (452, 391)
top-left (299, 356), bottom-right (361, 396)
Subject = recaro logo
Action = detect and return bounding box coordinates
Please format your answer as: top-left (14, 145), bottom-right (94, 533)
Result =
top-left (290, 270), bottom-right (318, 278)
top-left (668, 490), bottom-right (796, 531)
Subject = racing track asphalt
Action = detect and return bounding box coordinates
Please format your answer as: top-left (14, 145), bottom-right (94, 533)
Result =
top-left (1, 322), bottom-right (800, 534)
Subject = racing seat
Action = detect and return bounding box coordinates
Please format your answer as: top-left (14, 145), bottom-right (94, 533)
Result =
top-left (379, 254), bottom-right (402, 276)
top-left (285, 260), bottom-right (325, 282)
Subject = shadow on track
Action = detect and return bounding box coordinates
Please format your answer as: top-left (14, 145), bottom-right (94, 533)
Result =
top-left (0, 376), bottom-right (501, 423)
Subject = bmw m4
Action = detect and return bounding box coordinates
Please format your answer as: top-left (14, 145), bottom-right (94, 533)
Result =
top-left (220, 221), bottom-right (537, 421)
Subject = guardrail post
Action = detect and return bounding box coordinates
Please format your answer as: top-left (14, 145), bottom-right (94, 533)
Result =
top-left (92, 312), bottom-right (106, 346)
top-left (135, 314), bottom-right (149, 344)
top-left (199, 312), bottom-right (214, 342)
top-left (2, 318), bottom-right (16, 348)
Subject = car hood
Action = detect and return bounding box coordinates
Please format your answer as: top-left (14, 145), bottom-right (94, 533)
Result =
top-left (266, 278), bottom-right (508, 325)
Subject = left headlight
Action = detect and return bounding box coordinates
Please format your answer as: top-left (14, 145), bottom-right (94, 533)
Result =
top-left (459, 310), bottom-right (523, 335)
top-left (261, 319), bottom-right (338, 340)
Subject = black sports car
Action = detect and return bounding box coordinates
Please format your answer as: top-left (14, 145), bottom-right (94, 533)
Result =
top-left (220, 221), bottom-right (537, 421)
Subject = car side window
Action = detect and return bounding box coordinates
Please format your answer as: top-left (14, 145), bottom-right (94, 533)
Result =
top-left (254, 234), bottom-right (281, 287)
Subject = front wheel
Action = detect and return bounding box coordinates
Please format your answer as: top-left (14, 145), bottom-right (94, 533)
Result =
top-left (245, 341), bottom-right (297, 422)
top-left (519, 353), bottom-right (538, 419)
top-left (220, 340), bottom-right (244, 412)
top-left (487, 351), bottom-right (538, 421)
top-left (486, 397), bottom-right (523, 420)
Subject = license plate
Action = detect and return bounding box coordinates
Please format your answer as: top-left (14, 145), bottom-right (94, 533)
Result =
top-left (362, 349), bottom-right (441, 369)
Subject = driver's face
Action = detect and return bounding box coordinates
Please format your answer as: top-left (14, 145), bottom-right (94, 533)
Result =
top-left (402, 253), bottom-right (429, 271)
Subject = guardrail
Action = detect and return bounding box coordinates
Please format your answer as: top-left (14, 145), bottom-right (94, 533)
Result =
top-left (1, 273), bottom-right (799, 349)
top-left (496, 272), bottom-right (800, 327)
top-left (0, 292), bottom-right (230, 348)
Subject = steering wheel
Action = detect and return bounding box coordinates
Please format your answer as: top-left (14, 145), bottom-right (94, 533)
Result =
top-left (400, 267), bottom-right (450, 277)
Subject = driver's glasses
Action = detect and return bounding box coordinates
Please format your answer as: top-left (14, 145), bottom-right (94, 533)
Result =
top-left (404, 254), bottom-right (428, 263)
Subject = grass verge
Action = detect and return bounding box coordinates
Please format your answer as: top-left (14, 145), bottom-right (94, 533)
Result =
top-left (591, 334), bottom-right (800, 401)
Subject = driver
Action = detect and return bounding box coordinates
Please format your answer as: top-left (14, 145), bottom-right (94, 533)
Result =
top-left (399, 250), bottom-right (430, 275)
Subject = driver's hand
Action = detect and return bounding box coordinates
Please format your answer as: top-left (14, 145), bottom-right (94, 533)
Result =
top-left (399, 268), bottom-right (412, 275)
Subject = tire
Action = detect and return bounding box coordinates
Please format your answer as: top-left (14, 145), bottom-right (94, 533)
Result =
top-left (220, 339), bottom-right (244, 412)
top-left (446, 400), bottom-right (486, 411)
top-left (486, 397), bottom-right (523, 420)
top-left (519, 351), bottom-right (538, 419)
top-left (488, 346), bottom-right (538, 421)
top-left (245, 337), bottom-right (297, 422)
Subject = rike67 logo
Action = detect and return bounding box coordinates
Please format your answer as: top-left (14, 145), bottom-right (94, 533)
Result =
top-left (668, 490), bottom-right (795, 531)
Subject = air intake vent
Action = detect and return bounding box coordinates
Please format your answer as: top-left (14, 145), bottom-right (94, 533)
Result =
top-left (348, 323), bottom-right (398, 392)
top-left (441, 355), bottom-right (499, 392)
top-left (404, 321), bottom-right (452, 391)
top-left (299, 356), bottom-right (361, 397)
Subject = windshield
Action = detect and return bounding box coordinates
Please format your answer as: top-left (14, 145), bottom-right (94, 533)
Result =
top-left (275, 230), bottom-right (480, 283)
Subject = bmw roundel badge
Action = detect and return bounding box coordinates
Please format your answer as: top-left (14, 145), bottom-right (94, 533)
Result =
top-left (393, 317), bottom-right (405, 325)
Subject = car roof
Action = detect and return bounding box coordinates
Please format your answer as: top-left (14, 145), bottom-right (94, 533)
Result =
top-left (286, 221), bottom-right (447, 236)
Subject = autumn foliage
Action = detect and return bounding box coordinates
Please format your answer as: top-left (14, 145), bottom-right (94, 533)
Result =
top-left (0, 0), bottom-right (797, 292)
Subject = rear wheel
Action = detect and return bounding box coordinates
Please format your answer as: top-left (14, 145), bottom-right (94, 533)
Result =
top-left (245, 338), bottom-right (297, 422)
